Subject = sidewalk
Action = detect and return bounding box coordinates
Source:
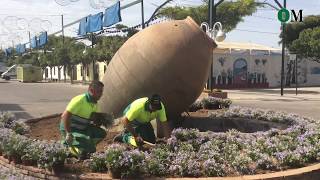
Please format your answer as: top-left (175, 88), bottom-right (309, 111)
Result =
top-left (226, 87), bottom-right (320, 101)
top-left (224, 87), bottom-right (320, 119)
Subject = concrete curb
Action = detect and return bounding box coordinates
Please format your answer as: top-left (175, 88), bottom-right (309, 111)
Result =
top-left (25, 113), bottom-right (62, 123)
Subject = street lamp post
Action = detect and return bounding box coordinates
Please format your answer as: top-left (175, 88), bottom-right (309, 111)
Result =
top-left (201, 21), bottom-right (226, 91)
top-left (208, 0), bottom-right (224, 91)
top-left (281, 0), bottom-right (286, 96)
top-left (254, 0), bottom-right (287, 96)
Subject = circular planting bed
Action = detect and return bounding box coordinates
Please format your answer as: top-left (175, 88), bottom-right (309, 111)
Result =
top-left (1, 101), bottom-right (320, 179)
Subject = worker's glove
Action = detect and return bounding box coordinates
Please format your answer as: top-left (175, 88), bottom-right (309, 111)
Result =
top-left (65, 132), bottom-right (73, 145)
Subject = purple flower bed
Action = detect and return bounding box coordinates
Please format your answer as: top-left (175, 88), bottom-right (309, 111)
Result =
top-left (0, 112), bottom-right (68, 171)
top-left (2, 107), bottom-right (320, 178)
top-left (86, 106), bottom-right (320, 177)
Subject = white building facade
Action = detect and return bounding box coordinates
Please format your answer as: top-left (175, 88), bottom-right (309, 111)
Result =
top-left (211, 42), bottom-right (320, 88)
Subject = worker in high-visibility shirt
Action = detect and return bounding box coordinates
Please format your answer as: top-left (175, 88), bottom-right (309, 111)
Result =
top-left (114, 94), bottom-right (171, 147)
top-left (59, 80), bottom-right (106, 159)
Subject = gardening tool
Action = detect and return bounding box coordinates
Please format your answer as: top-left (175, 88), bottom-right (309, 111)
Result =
top-left (143, 140), bottom-right (156, 147)
top-left (127, 136), bottom-right (156, 148)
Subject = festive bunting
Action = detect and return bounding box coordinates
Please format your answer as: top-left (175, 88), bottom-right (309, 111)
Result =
top-left (103, 1), bottom-right (122, 27)
top-left (87, 12), bottom-right (103, 33)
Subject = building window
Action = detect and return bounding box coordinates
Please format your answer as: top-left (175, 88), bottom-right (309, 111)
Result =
top-left (80, 66), bottom-right (83, 76)
top-left (53, 68), bottom-right (55, 75)
top-left (104, 65), bottom-right (107, 73)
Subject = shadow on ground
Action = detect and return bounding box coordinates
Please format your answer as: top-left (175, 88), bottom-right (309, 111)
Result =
top-left (178, 114), bottom-right (287, 133)
top-left (0, 104), bottom-right (32, 119)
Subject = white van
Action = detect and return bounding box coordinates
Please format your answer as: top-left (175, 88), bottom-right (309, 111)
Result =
top-left (1, 64), bottom-right (17, 80)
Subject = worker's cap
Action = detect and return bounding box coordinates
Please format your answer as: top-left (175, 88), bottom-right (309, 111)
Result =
top-left (149, 94), bottom-right (162, 110)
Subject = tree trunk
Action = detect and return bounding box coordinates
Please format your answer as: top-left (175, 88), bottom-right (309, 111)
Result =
top-left (50, 66), bottom-right (53, 81)
top-left (42, 67), bottom-right (46, 80)
top-left (82, 63), bottom-right (86, 84)
top-left (286, 62), bottom-right (293, 86)
top-left (292, 62), bottom-right (296, 84)
top-left (64, 64), bottom-right (67, 83)
top-left (70, 65), bottom-right (74, 84)
top-left (58, 66), bottom-right (62, 82)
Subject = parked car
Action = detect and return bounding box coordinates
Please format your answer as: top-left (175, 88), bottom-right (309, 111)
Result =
top-left (1, 64), bottom-right (16, 80)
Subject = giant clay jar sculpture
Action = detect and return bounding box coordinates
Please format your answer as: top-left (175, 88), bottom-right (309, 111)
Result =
top-left (99, 17), bottom-right (217, 118)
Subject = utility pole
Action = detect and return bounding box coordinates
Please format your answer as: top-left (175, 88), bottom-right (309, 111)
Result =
top-left (61, 14), bottom-right (67, 83)
top-left (295, 55), bottom-right (298, 95)
top-left (91, 33), bottom-right (96, 81)
top-left (207, 0), bottom-right (212, 90)
top-left (28, 31), bottom-right (32, 52)
top-left (141, 0), bottom-right (145, 29)
top-left (280, 0), bottom-right (286, 96)
top-left (208, 0), bottom-right (224, 91)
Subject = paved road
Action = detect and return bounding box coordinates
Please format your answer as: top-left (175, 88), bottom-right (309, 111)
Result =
top-left (1, 79), bottom-right (319, 120)
top-left (226, 87), bottom-right (320, 119)
top-left (0, 79), bottom-right (87, 119)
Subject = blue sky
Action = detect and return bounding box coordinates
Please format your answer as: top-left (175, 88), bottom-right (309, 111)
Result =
top-left (0, 0), bottom-right (319, 49)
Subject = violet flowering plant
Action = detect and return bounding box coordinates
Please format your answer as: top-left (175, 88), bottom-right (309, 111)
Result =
top-left (0, 112), bottom-right (29, 135)
top-left (119, 149), bottom-right (146, 178)
top-left (89, 152), bottom-right (108, 172)
top-left (37, 140), bottom-right (68, 170)
top-left (0, 166), bottom-right (37, 180)
top-left (21, 139), bottom-right (44, 165)
top-left (145, 145), bottom-right (171, 176)
top-left (189, 97), bottom-right (233, 111)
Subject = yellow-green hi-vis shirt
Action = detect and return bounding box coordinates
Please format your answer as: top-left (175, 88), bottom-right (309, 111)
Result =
top-left (66, 93), bottom-right (98, 119)
top-left (124, 97), bottom-right (167, 123)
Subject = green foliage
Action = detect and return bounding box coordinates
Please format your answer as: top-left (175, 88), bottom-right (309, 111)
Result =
top-left (95, 36), bottom-right (127, 64)
top-left (284, 15), bottom-right (320, 46)
top-left (0, 50), bottom-right (6, 62)
top-left (283, 15), bottom-right (320, 62)
top-left (4, 32), bottom-right (130, 79)
top-left (158, 0), bottom-right (260, 32)
top-left (290, 27), bottom-right (320, 62)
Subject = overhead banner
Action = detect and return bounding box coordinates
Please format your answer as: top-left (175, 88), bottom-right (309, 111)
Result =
top-left (87, 12), bottom-right (103, 33)
top-left (103, 1), bottom-right (122, 27)
top-left (31, 36), bottom-right (38, 48)
top-left (5, 48), bottom-right (12, 56)
top-left (15, 44), bottom-right (26, 54)
top-left (78, 17), bottom-right (88, 36)
top-left (39, 31), bottom-right (48, 47)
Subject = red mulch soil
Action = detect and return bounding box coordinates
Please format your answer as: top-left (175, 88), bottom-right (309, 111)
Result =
top-left (26, 116), bottom-right (124, 175)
